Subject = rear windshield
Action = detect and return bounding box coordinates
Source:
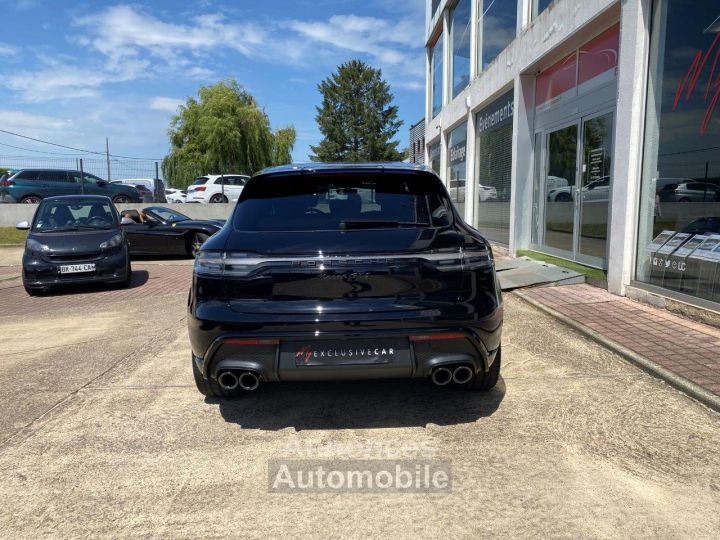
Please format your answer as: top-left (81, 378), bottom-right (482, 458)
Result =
top-left (233, 173), bottom-right (453, 231)
top-left (33, 201), bottom-right (119, 232)
top-left (192, 177), bottom-right (209, 185)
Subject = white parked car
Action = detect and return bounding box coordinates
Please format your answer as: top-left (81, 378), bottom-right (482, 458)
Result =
top-left (165, 188), bottom-right (187, 203)
top-left (186, 174), bottom-right (249, 203)
top-left (547, 176), bottom-right (610, 202)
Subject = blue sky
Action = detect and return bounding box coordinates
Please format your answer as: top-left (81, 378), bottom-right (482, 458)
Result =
top-left (0, 0), bottom-right (425, 164)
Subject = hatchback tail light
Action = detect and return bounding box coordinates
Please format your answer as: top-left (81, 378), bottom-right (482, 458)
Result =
top-left (194, 186), bottom-right (206, 192)
top-left (0, 180), bottom-right (14, 187)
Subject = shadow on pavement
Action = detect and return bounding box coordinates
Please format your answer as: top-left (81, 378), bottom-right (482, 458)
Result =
top-left (32, 270), bottom-right (150, 296)
top-left (212, 377), bottom-right (506, 431)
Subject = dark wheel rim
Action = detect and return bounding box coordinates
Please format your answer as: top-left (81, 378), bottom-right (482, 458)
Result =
top-left (22, 197), bottom-right (40, 204)
top-left (210, 195), bottom-right (225, 203)
top-left (114, 196), bottom-right (129, 203)
top-left (191, 235), bottom-right (206, 255)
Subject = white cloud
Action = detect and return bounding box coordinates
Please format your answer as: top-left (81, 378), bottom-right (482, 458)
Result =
top-left (73, 5), bottom-right (265, 66)
top-left (0, 109), bottom-right (69, 131)
top-left (3, 59), bottom-right (149, 102)
top-left (285, 14), bottom-right (425, 88)
top-left (0, 43), bottom-right (19, 56)
top-left (149, 97), bottom-right (184, 113)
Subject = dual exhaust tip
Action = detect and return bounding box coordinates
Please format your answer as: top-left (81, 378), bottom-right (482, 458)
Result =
top-left (431, 364), bottom-right (474, 386)
top-left (217, 370), bottom-right (261, 392)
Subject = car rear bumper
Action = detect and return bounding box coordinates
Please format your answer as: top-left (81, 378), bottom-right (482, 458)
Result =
top-left (22, 251), bottom-right (129, 289)
top-left (189, 306), bottom-right (502, 384)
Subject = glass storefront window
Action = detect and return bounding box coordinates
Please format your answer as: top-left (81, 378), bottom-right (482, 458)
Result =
top-left (451, 0), bottom-right (471, 99)
top-left (478, 0), bottom-right (517, 72)
top-left (432, 34), bottom-right (444, 118)
top-left (475, 89), bottom-right (514, 245)
top-left (447, 122), bottom-right (468, 217)
top-left (533, 0), bottom-right (553, 18)
top-left (636, 1), bottom-right (720, 304)
top-left (428, 143), bottom-right (441, 175)
top-left (432, 0), bottom-right (442, 19)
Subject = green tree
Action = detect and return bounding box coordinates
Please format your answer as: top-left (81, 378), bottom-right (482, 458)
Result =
top-left (163, 80), bottom-right (296, 188)
top-left (311, 60), bottom-right (404, 162)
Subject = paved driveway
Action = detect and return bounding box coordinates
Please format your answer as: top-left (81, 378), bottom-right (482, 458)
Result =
top-left (0, 265), bottom-right (718, 538)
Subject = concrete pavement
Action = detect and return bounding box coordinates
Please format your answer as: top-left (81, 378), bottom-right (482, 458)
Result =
top-left (0, 278), bottom-right (718, 538)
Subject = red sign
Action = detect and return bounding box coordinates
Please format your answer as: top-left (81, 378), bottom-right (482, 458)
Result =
top-left (673, 31), bottom-right (720, 136)
top-left (536, 23), bottom-right (620, 110)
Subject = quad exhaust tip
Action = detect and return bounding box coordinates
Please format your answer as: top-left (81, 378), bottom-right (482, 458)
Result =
top-left (452, 365), bottom-right (474, 385)
top-left (238, 371), bottom-right (261, 391)
top-left (218, 371), bottom-right (239, 391)
top-left (218, 370), bottom-right (261, 391)
top-left (431, 367), bottom-right (453, 386)
top-left (431, 365), bottom-right (475, 386)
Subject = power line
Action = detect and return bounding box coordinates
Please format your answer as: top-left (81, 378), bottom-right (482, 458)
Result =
top-left (0, 141), bottom-right (89, 156)
top-left (0, 128), bottom-right (162, 160)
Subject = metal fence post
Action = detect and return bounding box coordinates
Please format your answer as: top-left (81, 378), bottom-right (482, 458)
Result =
top-left (79, 159), bottom-right (85, 195)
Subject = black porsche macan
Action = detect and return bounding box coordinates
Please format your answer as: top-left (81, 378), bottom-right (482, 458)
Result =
top-left (188, 163), bottom-right (503, 398)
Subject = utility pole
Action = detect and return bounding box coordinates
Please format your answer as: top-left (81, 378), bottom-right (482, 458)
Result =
top-left (105, 137), bottom-right (111, 182)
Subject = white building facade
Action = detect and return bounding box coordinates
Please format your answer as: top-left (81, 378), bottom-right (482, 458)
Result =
top-left (425, 0), bottom-right (720, 312)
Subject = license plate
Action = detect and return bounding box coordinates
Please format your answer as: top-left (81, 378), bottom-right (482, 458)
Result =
top-left (59, 263), bottom-right (96, 274)
top-left (283, 338), bottom-right (409, 367)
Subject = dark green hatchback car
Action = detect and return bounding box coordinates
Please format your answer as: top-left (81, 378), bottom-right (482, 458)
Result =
top-left (0, 169), bottom-right (142, 204)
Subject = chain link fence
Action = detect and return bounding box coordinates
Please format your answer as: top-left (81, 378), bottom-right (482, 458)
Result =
top-left (0, 156), bottom-right (163, 184)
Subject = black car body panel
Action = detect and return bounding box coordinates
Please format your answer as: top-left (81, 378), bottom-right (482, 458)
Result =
top-left (120, 206), bottom-right (224, 256)
top-left (21, 195), bottom-right (130, 291)
top-left (188, 163), bottom-right (503, 393)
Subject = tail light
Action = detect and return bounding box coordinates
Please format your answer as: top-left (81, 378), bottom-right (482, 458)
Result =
top-left (195, 247), bottom-right (493, 278)
top-left (194, 186), bottom-right (206, 192)
top-left (0, 180), bottom-right (14, 187)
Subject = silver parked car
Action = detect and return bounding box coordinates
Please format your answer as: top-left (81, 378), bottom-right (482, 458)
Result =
top-left (658, 180), bottom-right (720, 202)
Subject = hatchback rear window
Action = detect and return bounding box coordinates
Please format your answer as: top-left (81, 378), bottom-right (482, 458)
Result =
top-left (192, 177), bottom-right (209, 185)
top-left (233, 173), bottom-right (453, 231)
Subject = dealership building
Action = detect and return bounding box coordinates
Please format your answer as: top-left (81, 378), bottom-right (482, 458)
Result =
top-left (424, 0), bottom-right (720, 311)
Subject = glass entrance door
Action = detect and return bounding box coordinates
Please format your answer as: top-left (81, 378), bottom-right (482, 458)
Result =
top-left (534, 110), bottom-right (614, 268)
top-left (543, 124), bottom-right (579, 254)
top-left (577, 111), bottom-right (614, 262)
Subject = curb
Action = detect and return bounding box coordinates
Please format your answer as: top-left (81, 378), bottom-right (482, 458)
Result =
top-left (514, 290), bottom-right (720, 413)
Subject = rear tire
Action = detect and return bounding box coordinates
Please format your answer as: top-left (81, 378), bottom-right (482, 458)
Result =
top-left (112, 195), bottom-right (130, 204)
top-left (209, 193), bottom-right (228, 203)
top-left (20, 195), bottom-right (42, 204)
top-left (468, 347), bottom-right (502, 391)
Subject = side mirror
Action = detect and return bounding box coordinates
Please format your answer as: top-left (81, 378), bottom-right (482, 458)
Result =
top-left (120, 217), bottom-right (135, 226)
top-left (16, 221), bottom-right (29, 230)
top-left (97, 180), bottom-right (107, 187)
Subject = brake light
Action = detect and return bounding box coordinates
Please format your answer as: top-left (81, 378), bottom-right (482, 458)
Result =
top-left (0, 180), bottom-right (13, 187)
top-left (410, 332), bottom-right (466, 342)
top-left (194, 186), bottom-right (206, 192)
top-left (224, 338), bottom-right (279, 346)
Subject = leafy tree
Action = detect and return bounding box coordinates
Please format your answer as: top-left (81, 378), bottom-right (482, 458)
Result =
top-left (163, 80), bottom-right (295, 188)
top-left (311, 60), bottom-right (404, 162)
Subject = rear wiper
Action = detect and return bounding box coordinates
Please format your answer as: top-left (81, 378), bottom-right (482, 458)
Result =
top-left (338, 220), bottom-right (426, 230)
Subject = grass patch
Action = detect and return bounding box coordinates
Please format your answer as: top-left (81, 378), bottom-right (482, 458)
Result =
top-left (516, 249), bottom-right (607, 282)
top-left (0, 227), bottom-right (27, 245)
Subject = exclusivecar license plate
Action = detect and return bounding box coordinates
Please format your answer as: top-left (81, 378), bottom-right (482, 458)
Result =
top-left (59, 263), bottom-right (96, 274)
top-left (285, 338), bottom-right (409, 367)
